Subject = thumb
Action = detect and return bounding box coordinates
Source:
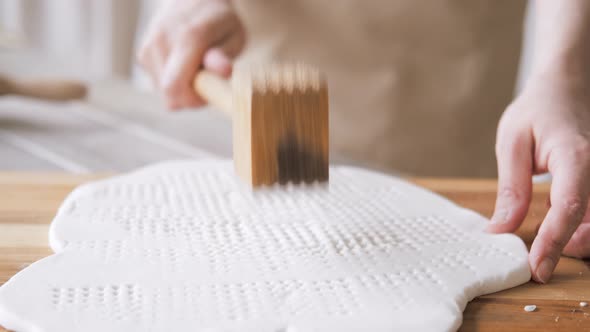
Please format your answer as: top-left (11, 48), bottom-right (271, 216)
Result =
top-left (203, 48), bottom-right (232, 78)
top-left (487, 128), bottom-right (534, 233)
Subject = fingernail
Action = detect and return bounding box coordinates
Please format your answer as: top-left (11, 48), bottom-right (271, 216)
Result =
top-left (535, 257), bottom-right (556, 283)
top-left (490, 208), bottom-right (510, 224)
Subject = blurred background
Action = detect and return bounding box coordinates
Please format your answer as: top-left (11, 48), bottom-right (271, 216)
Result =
top-left (0, 0), bottom-right (536, 175)
top-left (0, 0), bottom-right (234, 174)
top-left (1, 0), bottom-right (150, 84)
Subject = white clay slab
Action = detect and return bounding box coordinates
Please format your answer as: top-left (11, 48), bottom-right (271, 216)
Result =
top-left (0, 161), bottom-right (530, 332)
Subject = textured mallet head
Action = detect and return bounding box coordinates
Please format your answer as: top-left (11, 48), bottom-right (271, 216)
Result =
top-left (232, 64), bottom-right (329, 186)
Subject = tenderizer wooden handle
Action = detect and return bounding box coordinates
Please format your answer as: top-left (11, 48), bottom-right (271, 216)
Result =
top-left (193, 71), bottom-right (233, 116)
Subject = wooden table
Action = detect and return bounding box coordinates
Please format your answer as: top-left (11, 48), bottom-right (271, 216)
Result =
top-left (0, 174), bottom-right (589, 331)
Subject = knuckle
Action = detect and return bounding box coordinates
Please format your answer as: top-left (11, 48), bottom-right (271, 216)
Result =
top-left (498, 186), bottom-right (521, 201)
top-left (497, 186), bottom-right (528, 206)
top-left (497, 106), bottom-right (517, 131)
top-left (559, 196), bottom-right (586, 220)
top-left (545, 233), bottom-right (570, 251)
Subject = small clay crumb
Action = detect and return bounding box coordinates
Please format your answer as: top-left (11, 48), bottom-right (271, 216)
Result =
top-left (581, 302), bottom-right (588, 307)
top-left (524, 305), bottom-right (537, 312)
top-left (555, 316), bottom-right (560, 322)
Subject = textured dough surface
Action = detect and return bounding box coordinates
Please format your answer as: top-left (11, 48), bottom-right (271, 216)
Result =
top-left (0, 161), bottom-right (530, 332)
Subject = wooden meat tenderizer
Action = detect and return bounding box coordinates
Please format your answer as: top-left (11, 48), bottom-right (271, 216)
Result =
top-left (194, 64), bottom-right (329, 186)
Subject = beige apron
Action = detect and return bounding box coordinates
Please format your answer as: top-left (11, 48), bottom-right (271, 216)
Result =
top-left (234, 0), bottom-right (527, 177)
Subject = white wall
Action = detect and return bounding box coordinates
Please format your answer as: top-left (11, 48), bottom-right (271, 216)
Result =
top-left (1, 0), bottom-right (535, 92)
top-left (0, 0), bottom-right (140, 79)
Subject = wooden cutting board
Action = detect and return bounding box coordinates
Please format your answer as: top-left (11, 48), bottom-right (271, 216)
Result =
top-left (0, 173), bottom-right (589, 331)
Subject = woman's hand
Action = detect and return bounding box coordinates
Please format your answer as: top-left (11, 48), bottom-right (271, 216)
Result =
top-left (138, 0), bottom-right (246, 109)
top-left (489, 70), bottom-right (590, 283)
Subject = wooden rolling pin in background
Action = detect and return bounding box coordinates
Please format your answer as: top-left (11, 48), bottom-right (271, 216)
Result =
top-left (0, 73), bottom-right (87, 101)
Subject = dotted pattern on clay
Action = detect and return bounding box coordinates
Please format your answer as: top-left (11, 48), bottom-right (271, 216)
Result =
top-left (51, 284), bottom-right (143, 322)
top-left (0, 161), bottom-right (531, 332)
top-left (47, 273), bottom-right (422, 324)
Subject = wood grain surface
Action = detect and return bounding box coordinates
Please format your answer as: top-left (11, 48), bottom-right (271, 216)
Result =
top-left (0, 174), bottom-right (589, 331)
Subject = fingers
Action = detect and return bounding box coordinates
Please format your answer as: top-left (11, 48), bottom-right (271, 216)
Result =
top-left (160, 41), bottom-right (206, 109)
top-left (529, 146), bottom-right (590, 283)
top-left (137, 3), bottom-right (245, 110)
top-left (137, 32), bottom-right (169, 86)
top-left (563, 221), bottom-right (590, 258)
top-left (487, 126), bottom-right (534, 233)
top-left (161, 17), bottom-right (245, 110)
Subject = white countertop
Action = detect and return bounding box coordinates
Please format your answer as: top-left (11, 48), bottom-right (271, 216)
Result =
top-left (0, 78), bottom-right (233, 172)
